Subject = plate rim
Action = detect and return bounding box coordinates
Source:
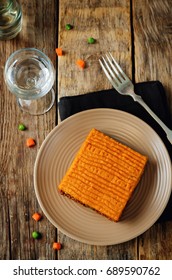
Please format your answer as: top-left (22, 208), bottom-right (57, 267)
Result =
top-left (34, 108), bottom-right (172, 245)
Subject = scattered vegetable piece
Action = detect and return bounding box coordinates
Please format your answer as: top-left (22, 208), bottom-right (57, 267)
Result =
top-left (18, 123), bottom-right (26, 131)
top-left (87, 37), bottom-right (96, 44)
top-left (32, 231), bottom-right (42, 239)
top-left (26, 138), bottom-right (36, 147)
top-left (56, 48), bottom-right (63, 56)
top-left (53, 242), bottom-right (62, 250)
top-left (32, 212), bottom-right (42, 222)
top-left (65, 24), bottom-right (73, 30)
top-left (76, 59), bottom-right (86, 69)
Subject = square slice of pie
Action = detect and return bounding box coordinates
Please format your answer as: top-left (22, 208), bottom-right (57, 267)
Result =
top-left (58, 128), bottom-right (148, 222)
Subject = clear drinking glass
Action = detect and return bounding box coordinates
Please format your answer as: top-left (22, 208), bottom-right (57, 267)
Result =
top-left (0, 0), bottom-right (22, 40)
top-left (4, 48), bottom-right (55, 115)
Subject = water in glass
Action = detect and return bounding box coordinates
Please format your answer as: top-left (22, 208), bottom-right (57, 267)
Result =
top-left (4, 48), bottom-right (55, 115)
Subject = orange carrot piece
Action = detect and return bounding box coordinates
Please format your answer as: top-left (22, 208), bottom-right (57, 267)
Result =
top-left (76, 59), bottom-right (86, 69)
top-left (56, 48), bottom-right (63, 56)
top-left (32, 212), bottom-right (42, 221)
top-left (53, 242), bottom-right (62, 250)
top-left (26, 138), bottom-right (36, 147)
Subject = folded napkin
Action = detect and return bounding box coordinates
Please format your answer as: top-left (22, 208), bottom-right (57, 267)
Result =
top-left (59, 81), bottom-right (172, 222)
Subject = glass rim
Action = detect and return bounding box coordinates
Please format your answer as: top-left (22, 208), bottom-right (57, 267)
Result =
top-left (4, 47), bottom-right (55, 99)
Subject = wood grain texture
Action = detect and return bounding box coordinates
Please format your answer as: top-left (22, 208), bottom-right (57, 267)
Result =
top-left (133, 0), bottom-right (172, 260)
top-left (133, 0), bottom-right (172, 109)
top-left (138, 222), bottom-right (172, 260)
top-left (0, 0), bottom-right (57, 260)
top-left (58, 0), bottom-right (132, 98)
top-left (58, 235), bottom-right (137, 260)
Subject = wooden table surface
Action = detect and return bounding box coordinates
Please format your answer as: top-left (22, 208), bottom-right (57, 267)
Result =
top-left (1, 0), bottom-right (172, 260)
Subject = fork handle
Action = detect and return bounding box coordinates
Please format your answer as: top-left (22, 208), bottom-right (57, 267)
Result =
top-left (133, 94), bottom-right (172, 144)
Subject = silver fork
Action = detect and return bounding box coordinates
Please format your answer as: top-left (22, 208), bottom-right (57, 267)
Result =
top-left (99, 52), bottom-right (172, 144)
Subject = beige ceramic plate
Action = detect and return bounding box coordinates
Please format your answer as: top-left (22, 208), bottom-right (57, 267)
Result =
top-left (34, 109), bottom-right (172, 245)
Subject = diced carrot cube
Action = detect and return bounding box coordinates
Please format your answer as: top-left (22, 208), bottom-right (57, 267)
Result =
top-left (26, 138), bottom-right (36, 147)
top-left (76, 59), bottom-right (86, 69)
top-left (56, 48), bottom-right (63, 56)
top-left (32, 212), bottom-right (42, 221)
top-left (53, 242), bottom-right (62, 250)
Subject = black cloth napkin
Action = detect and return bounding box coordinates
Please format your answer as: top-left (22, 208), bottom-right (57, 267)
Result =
top-left (59, 81), bottom-right (172, 222)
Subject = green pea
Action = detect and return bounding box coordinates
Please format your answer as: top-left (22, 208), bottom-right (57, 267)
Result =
top-left (87, 37), bottom-right (96, 44)
top-left (65, 24), bottom-right (73, 30)
top-left (32, 231), bottom-right (42, 239)
top-left (18, 123), bottom-right (26, 131)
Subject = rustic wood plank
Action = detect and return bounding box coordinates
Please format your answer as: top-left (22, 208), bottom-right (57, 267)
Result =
top-left (58, 235), bottom-right (138, 260)
top-left (133, 0), bottom-right (172, 260)
top-left (58, 0), bottom-right (132, 98)
top-left (57, 0), bottom-right (138, 260)
top-left (138, 222), bottom-right (172, 260)
top-left (133, 0), bottom-right (172, 109)
top-left (0, 0), bottom-right (57, 260)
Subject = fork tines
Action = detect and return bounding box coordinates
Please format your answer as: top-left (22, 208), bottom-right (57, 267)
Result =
top-left (99, 53), bottom-right (127, 87)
